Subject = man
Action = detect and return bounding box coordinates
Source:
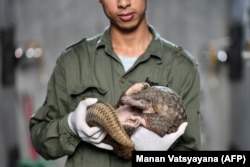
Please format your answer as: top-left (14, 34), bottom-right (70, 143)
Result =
top-left (30, 0), bottom-right (201, 166)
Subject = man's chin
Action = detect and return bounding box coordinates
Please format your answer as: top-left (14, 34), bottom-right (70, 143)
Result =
top-left (113, 22), bottom-right (140, 33)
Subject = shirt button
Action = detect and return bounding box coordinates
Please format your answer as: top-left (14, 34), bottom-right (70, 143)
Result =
top-left (120, 77), bottom-right (126, 83)
top-left (175, 45), bottom-right (183, 51)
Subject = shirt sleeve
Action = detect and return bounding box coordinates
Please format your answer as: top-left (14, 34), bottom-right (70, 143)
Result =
top-left (29, 56), bottom-right (81, 160)
top-left (172, 64), bottom-right (201, 151)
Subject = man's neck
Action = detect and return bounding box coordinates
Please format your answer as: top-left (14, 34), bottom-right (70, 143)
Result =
top-left (110, 21), bottom-right (152, 57)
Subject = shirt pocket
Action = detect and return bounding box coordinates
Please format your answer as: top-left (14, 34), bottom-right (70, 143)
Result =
top-left (69, 84), bottom-right (107, 110)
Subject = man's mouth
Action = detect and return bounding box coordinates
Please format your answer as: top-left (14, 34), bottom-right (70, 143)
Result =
top-left (118, 13), bottom-right (134, 21)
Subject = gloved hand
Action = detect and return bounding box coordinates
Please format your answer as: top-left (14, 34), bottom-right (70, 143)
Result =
top-left (131, 122), bottom-right (188, 150)
top-left (68, 98), bottom-right (113, 150)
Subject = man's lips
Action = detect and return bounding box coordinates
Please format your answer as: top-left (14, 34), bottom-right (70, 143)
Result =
top-left (118, 13), bottom-right (134, 21)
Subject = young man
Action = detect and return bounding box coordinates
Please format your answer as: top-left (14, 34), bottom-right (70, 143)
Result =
top-left (30, 0), bottom-right (201, 166)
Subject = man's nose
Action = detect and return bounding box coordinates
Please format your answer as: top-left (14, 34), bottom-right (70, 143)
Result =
top-left (118, 0), bottom-right (131, 9)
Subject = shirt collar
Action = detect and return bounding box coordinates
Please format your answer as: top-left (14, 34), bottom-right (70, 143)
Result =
top-left (96, 26), bottom-right (111, 49)
top-left (95, 24), bottom-right (164, 60)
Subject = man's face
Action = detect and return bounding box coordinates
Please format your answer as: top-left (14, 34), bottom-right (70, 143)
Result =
top-left (99, 0), bottom-right (147, 32)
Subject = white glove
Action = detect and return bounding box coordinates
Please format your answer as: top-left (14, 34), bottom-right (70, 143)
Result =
top-left (131, 122), bottom-right (188, 150)
top-left (68, 98), bottom-right (113, 150)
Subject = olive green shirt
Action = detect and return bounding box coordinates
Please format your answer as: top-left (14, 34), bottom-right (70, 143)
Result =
top-left (30, 25), bottom-right (201, 167)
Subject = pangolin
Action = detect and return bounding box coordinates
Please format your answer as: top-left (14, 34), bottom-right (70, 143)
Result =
top-left (86, 82), bottom-right (187, 159)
